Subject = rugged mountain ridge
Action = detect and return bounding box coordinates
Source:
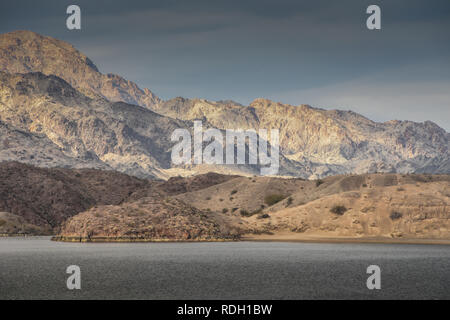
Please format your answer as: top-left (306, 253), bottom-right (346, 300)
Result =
top-left (0, 71), bottom-right (196, 178)
top-left (0, 71), bottom-right (298, 178)
top-left (0, 30), bottom-right (448, 178)
top-left (0, 30), bottom-right (160, 107)
top-left (157, 97), bottom-right (449, 177)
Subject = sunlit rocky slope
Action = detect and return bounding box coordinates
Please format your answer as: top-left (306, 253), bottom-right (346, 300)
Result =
top-left (0, 30), bottom-right (448, 179)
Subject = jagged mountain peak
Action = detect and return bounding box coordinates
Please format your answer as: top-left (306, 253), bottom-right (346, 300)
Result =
top-left (0, 30), bottom-right (160, 107)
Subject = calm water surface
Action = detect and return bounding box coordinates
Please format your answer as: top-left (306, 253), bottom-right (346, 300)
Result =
top-left (1, 237), bottom-right (449, 299)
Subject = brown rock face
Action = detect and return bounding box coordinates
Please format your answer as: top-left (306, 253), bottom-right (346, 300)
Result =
top-left (0, 162), bottom-right (240, 235)
top-left (0, 30), bottom-right (160, 107)
top-left (0, 211), bottom-right (50, 235)
top-left (0, 162), bottom-right (148, 228)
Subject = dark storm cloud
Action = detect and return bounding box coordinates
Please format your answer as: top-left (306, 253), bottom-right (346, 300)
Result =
top-left (0, 0), bottom-right (449, 130)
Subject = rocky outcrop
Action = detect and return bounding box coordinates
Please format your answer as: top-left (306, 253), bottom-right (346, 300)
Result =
top-left (53, 198), bottom-right (239, 242)
top-left (0, 30), bottom-right (160, 107)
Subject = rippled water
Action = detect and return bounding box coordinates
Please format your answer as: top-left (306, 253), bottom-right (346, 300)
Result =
top-left (1, 237), bottom-right (449, 299)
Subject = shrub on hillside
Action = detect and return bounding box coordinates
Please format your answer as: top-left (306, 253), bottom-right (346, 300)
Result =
top-left (264, 194), bottom-right (286, 206)
top-left (330, 205), bottom-right (347, 215)
top-left (286, 197), bottom-right (293, 207)
top-left (390, 211), bottom-right (403, 220)
top-left (240, 209), bottom-right (251, 217)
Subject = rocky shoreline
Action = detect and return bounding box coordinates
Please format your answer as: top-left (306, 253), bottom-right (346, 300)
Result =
top-left (51, 235), bottom-right (239, 243)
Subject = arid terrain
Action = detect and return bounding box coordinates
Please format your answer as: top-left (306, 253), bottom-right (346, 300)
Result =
top-left (0, 161), bottom-right (448, 242)
top-left (0, 30), bottom-right (449, 243)
top-left (0, 30), bottom-right (448, 179)
top-left (54, 171), bottom-right (450, 243)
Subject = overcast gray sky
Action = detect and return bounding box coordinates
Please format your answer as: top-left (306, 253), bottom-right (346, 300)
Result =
top-left (1, 0), bottom-right (449, 131)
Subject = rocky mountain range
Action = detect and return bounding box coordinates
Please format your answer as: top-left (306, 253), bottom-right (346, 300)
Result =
top-left (0, 30), bottom-right (448, 179)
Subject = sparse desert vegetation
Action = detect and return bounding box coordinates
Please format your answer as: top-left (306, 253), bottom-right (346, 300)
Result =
top-left (330, 205), bottom-right (348, 215)
top-left (390, 211), bottom-right (403, 220)
top-left (0, 161), bottom-right (448, 243)
top-left (286, 197), bottom-right (293, 207)
top-left (264, 194), bottom-right (286, 206)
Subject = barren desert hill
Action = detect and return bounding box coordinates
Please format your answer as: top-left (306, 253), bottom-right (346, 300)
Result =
top-left (0, 162), bottom-right (241, 233)
top-left (53, 198), bottom-right (239, 242)
top-left (0, 161), bottom-right (149, 228)
top-left (173, 172), bottom-right (450, 216)
top-left (54, 171), bottom-right (450, 242)
top-left (125, 172), bottom-right (239, 201)
top-left (244, 180), bottom-right (450, 241)
top-left (174, 175), bottom-right (307, 215)
top-left (0, 160), bottom-right (446, 242)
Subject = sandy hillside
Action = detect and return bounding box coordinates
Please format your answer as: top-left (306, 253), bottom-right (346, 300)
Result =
top-left (243, 180), bottom-right (450, 241)
top-left (49, 171), bottom-right (450, 243)
top-left (172, 173), bottom-right (450, 242)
